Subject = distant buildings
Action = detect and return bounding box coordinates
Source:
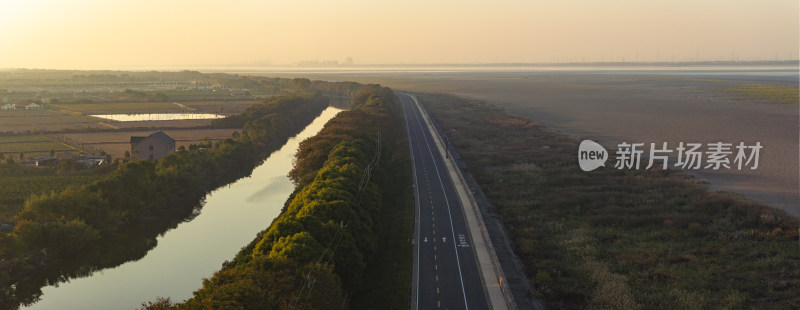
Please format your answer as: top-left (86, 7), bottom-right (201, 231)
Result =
top-left (1, 102), bottom-right (45, 111)
top-left (21, 154), bottom-right (106, 167)
top-left (130, 131), bottom-right (176, 161)
top-left (25, 103), bottom-right (44, 110)
top-left (27, 155), bottom-right (58, 167)
top-left (0, 222), bottom-right (14, 232)
top-left (77, 154), bottom-right (106, 166)
top-left (27, 155), bottom-right (59, 167)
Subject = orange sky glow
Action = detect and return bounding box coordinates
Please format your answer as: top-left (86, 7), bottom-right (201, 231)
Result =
top-left (0, 0), bottom-right (797, 69)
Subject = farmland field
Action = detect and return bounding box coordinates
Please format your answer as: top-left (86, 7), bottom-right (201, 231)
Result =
top-left (0, 135), bottom-right (74, 156)
top-left (0, 110), bottom-right (102, 133)
top-left (0, 100), bottom-right (262, 134)
top-left (51, 100), bottom-right (261, 115)
top-left (51, 102), bottom-right (181, 114)
top-left (180, 100), bottom-right (263, 114)
top-left (61, 128), bottom-right (238, 158)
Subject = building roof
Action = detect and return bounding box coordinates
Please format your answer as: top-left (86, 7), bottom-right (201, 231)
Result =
top-left (25, 103), bottom-right (42, 108)
top-left (130, 131), bottom-right (175, 145)
top-left (150, 131), bottom-right (175, 144)
top-left (28, 155), bottom-right (57, 161)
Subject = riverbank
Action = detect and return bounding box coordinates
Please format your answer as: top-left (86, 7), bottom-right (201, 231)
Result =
top-left (161, 85), bottom-right (415, 309)
top-left (1, 93), bottom-right (330, 310)
top-left (23, 107), bottom-right (343, 310)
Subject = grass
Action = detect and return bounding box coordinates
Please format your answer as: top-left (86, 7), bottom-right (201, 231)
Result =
top-left (725, 83), bottom-right (799, 104)
top-left (52, 102), bottom-right (180, 114)
top-left (51, 100), bottom-right (263, 115)
top-left (179, 100), bottom-right (262, 107)
top-left (0, 135), bottom-right (73, 154)
top-left (417, 93), bottom-right (800, 310)
top-left (61, 128), bottom-right (237, 158)
top-left (0, 113), bottom-right (101, 133)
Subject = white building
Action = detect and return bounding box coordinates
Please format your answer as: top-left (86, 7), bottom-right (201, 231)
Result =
top-left (1, 103), bottom-right (16, 111)
top-left (25, 103), bottom-right (44, 110)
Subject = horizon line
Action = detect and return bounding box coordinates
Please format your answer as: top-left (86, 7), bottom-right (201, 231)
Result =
top-left (2, 60), bottom-right (798, 72)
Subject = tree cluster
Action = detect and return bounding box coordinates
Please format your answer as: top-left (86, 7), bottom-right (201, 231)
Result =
top-left (0, 93), bottom-right (329, 309)
top-left (173, 86), bottom-right (400, 309)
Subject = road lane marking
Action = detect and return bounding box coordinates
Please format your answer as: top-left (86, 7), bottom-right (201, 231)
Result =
top-left (401, 94), bottom-right (422, 310)
top-left (407, 94), bottom-right (470, 309)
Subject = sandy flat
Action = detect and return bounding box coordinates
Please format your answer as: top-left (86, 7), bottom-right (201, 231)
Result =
top-left (261, 69), bottom-right (799, 216)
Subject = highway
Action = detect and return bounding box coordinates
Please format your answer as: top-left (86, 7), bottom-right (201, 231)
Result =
top-left (400, 92), bottom-right (491, 310)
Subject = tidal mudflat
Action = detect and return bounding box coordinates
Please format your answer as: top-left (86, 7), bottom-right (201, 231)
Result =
top-left (260, 67), bottom-right (799, 215)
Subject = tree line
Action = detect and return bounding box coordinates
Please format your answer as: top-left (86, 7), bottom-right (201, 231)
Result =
top-left (0, 93), bottom-right (330, 309)
top-left (156, 85), bottom-right (408, 309)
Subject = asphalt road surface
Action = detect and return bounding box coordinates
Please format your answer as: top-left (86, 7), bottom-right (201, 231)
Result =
top-left (400, 92), bottom-right (490, 310)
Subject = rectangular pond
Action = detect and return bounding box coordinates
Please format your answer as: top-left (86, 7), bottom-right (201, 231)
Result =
top-left (90, 113), bottom-right (224, 122)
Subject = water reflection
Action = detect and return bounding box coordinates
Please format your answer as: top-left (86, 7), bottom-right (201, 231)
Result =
top-left (90, 113), bottom-right (224, 122)
top-left (21, 107), bottom-right (342, 310)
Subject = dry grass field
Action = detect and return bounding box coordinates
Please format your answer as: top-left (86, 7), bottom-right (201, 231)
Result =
top-left (0, 135), bottom-right (75, 156)
top-left (0, 100), bottom-right (261, 158)
top-left (269, 69), bottom-right (799, 215)
top-left (181, 100), bottom-right (262, 114)
top-left (61, 129), bottom-right (238, 159)
top-left (50, 100), bottom-right (261, 115)
top-left (725, 83), bottom-right (800, 104)
top-left (51, 102), bottom-right (180, 114)
top-left (0, 110), bottom-right (102, 133)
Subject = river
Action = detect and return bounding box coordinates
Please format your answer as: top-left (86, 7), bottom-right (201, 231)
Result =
top-left (22, 106), bottom-right (343, 310)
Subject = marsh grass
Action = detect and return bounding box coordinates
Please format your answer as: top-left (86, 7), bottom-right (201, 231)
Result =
top-left (725, 83), bottom-right (799, 104)
top-left (418, 93), bottom-right (800, 309)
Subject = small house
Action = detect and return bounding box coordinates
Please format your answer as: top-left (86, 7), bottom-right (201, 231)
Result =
top-left (130, 131), bottom-right (176, 161)
top-left (0, 223), bottom-right (15, 231)
top-left (77, 154), bottom-right (106, 167)
top-left (1, 103), bottom-right (16, 111)
top-left (25, 103), bottom-right (44, 110)
top-left (28, 155), bottom-right (59, 167)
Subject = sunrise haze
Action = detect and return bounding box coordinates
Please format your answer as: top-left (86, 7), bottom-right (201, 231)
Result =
top-left (0, 0), bottom-right (798, 69)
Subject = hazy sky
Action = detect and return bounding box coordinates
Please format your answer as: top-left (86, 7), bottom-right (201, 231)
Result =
top-left (0, 0), bottom-right (797, 69)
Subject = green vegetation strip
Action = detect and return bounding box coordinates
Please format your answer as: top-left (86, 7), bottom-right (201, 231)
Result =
top-left (0, 164), bottom-right (112, 221)
top-left (0, 93), bottom-right (330, 309)
top-left (0, 136), bottom-right (70, 153)
top-left (417, 93), bottom-right (799, 310)
top-left (725, 83), bottom-right (799, 104)
top-left (157, 86), bottom-right (413, 309)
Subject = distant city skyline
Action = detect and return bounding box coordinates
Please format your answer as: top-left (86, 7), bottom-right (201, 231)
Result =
top-left (0, 0), bottom-right (797, 69)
